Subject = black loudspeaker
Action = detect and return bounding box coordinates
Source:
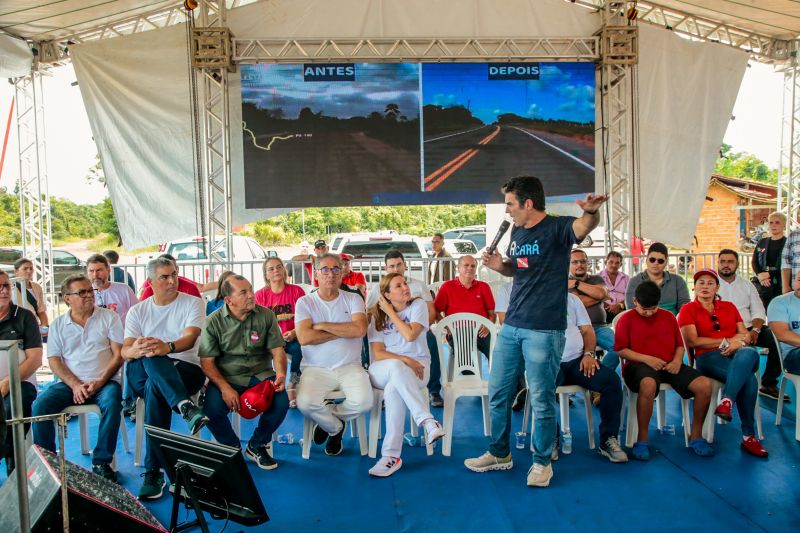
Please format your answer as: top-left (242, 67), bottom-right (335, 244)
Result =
top-left (0, 446), bottom-right (166, 532)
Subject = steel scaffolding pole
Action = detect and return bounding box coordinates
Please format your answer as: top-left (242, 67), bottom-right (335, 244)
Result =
top-left (597, 2), bottom-right (639, 253)
top-left (14, 71), bottom-right (55, 303)
top-left (196, 0), bottom-right (234, 267)
top-left (778, 42), bottom-right (800, 229)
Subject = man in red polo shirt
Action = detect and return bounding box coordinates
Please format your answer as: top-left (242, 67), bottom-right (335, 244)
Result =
top-left (340, 253), bottom-right (367, 299)
top-left (434, 255), bottom-right (495, 360)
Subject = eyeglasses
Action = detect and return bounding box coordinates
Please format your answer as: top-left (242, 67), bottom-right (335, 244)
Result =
top-left (0, 283), bottom-right (11, 291)
top-left (710, 314), bottom-right (721, 331)
top-left (65, 289), bottom-right (94, 298)
top-left (570, 259), bottom-right (588, 264)
top-left (648, 257), bottom-right (666, 264)
top-left (317, 267), bottom-right (342, 275)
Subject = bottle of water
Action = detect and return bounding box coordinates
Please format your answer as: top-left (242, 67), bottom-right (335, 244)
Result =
top-left (276, 433), bottom-right (294, 444)
top-left (403, 432), bottom-right (421, 447)
top-left (659, 424), bottom-right (676, 436)
top-left (561, 430), bottom-right (573, 455)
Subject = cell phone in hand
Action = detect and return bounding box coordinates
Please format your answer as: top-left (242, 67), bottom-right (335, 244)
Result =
top-left (719, 338), bottom-right (730, 351)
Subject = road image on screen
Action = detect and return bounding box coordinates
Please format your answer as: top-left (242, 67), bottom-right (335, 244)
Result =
top-left (422, 62), bottom-right (595, 202)
top-left (241, 63), bottom-right (421, 208)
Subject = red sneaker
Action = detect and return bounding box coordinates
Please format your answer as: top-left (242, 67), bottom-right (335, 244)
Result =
top-left (714, 398), bottom-right (733, 422)
top-left (741, 436), bottom-right (768, 458)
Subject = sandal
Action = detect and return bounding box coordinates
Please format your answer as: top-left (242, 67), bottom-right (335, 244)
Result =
top-left (689, 438), bottom-right (714, 457)
top-left (632, 441), bottom-right (650, 461)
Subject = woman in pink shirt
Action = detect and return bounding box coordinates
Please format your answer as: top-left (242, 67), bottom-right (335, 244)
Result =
top-left (255, 257), bottom-right (306, 407)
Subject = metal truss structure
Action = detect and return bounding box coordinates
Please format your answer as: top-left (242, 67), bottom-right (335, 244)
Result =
top-left (232, 37), bottom-right (599, 63)
top-left (14, 73), bottom-right (55, 303)
top-left (778, 42), bottom-right (800, 229)
top-left (597, 4), bottom-right (639, 253)
top-left (195, 0), bottom-right (235, 265)
top-left (573, 0), bottom-right (789, 62)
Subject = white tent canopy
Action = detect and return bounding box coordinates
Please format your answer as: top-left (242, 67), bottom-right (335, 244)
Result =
top-left (0, 1), bottom-right (793, 248)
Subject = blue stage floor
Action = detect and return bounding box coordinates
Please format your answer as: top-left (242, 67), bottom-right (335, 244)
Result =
top-left (2, 392), bottom-right (798, 532)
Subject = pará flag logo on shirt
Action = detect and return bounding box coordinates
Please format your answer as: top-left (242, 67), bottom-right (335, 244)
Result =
top-left (516, 257), bottom-right (528, 268)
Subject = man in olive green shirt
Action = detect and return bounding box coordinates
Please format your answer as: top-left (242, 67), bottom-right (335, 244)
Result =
top-left (198, 275), bottom-right (289, 470)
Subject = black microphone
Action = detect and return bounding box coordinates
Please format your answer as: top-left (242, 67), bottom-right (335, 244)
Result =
top-left (487, 220), bottom-right (511, 255)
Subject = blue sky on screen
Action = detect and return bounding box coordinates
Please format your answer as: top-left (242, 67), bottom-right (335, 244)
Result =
top-left (241, 63), bottom-right (420, 120)
top-left (422, 62), bottom-right (595, 125)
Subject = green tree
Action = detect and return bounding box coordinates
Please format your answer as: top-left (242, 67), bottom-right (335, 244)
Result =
top-left (714, 143), bottom-right (778, 184)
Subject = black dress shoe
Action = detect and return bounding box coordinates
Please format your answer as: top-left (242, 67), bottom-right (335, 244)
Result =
top-left (325, 423), bottom-right (345, 456)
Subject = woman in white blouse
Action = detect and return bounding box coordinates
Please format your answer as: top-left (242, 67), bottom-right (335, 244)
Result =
top-left (367, 273), bottom-right (444, 477)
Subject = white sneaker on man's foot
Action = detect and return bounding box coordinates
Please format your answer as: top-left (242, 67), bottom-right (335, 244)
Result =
top-left (464, 451), bottom-right (513, 473)
top-left (422, 418), bottom-right (445, 446)
top-left (368, 456), bottom-right (402, 477)
top-left (526, 463), bottom-right (553, 487)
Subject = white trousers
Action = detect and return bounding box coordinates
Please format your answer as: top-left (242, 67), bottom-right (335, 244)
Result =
top-left (296, 364), bottom-right (373, 434)
top-left (369, 358), bottom-right (432, 458)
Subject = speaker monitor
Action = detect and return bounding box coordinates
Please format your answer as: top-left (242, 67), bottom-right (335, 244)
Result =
top-left (0, 446), bottom-right (166, 532)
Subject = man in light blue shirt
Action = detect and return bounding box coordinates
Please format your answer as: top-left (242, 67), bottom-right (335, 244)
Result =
top-left (766, 269), bottom-right (800, 376)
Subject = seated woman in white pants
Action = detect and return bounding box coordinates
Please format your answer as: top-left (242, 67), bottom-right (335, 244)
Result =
top-left (367, 273), bottom-right (445, 477)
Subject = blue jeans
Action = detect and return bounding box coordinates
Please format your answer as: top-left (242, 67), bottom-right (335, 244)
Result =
top-left (204, 376), bottom-right (289, 448)
top-left (556, 357), bottom-right (622, 442)
top-left (126, 357), bottom-right (206, 470)
top-left (285, 339), bottom-right (303, 375)
top-left (594, 325), bottom-right (619, 370)
top-left (489, 325), bottom-right (564, 466)
top-left (426, 330), bottom-right (441, 395)
top-left (2, 381), bottom-right (36, 461)
top-left (32, 381), bottom-right (122, 465)
top-left (696, 347), bottom-right (759, 437)
top-left (784, 347), bottom-right (800, 374)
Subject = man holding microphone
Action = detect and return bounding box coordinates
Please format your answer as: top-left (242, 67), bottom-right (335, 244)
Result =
top-left (464, 176), bottom-right (606, 488)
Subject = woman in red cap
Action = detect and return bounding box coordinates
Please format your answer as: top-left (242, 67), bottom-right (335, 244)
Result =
top-left (677, 268), bottom-right (768, 457)
top-left (367, 273), bottom-right (444, 477)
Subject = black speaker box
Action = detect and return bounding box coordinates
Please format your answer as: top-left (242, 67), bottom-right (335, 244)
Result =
top-left (0, 446), bottom-right (166, 532)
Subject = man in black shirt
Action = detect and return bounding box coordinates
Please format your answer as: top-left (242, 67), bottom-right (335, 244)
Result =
top-left (0, 270), bottom-right (43, 474)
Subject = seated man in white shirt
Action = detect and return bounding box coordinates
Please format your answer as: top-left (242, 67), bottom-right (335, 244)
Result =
top-left (32, 275), bottom-right (124, 481)
top-left (717, 249), bottom-right (785, 401)
top-left (556, 293), bottom-right (627, 463)
top-left (122, 257), bottom-right (208, 500)
top-left (367, 250), bottom-right (442, 406)
top-left (295, 253), bottom-right (372, 456)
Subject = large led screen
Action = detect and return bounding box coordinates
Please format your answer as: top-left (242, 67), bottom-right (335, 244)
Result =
top-left (241, 62), bottom-right (594, 208)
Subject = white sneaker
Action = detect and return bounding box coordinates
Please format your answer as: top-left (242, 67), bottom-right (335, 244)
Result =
top-left (422, 418), bottom-right (445, 446)
top-left (526, 463), bottom-right (553, 487)
top-left (368, 456), bottom-right (402, 477)
top-left (464, 451), bottom-right (513, 473)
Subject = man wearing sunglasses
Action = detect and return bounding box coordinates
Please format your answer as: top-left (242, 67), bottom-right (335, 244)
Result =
top-left (294, 253), bottom-right (372, 456)
top-left (568, 249), bottom-right (619, 372)
top-left (0, 270), bottom-right (43, 476)
top-left (624, 242), bottom-right (690, 315)
top-left (32, 275), bottom-right (124, 481)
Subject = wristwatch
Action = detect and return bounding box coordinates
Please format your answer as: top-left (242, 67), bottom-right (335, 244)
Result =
top-left (168, 341), bottom-right (176, 354)
top-left (584, 350), bottom-right (598, 360)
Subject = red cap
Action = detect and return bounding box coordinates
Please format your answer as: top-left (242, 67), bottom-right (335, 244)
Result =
top-left (339, 253), bottom-right (353, 261)
top-left (239, 380), bottom-right (275, 419)
top-left (693, 268), bottom-right (719, 284)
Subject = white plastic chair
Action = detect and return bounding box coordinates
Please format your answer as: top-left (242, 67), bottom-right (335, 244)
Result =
top-left (428, 281), bottom-right (445, 299)
top-left (771, 331), bottom-right (800, 442)
top-left (521, 384), bottom-right (596, 450)
top-left (367, 387), bottom-right (434, 458)
top-left (436, 313), bottom-right (495, 456)
top-left (134, 390), bottom-right (202, 467)
top-left (61, 403), bottom-right (130, 469)
top-left (624, 383), bottom-right (691, 448)
top-left (300, 389), bottom-right (368, 459)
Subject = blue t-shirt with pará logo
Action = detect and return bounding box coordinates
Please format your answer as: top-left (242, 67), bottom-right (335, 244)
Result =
top-left (767, 291), bottom-right (800, 354)
top-left (505, 215), bottom-right (577, 331)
